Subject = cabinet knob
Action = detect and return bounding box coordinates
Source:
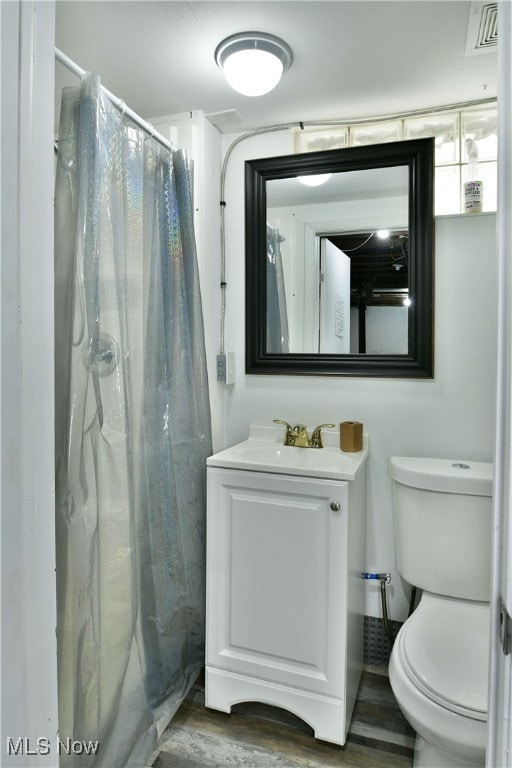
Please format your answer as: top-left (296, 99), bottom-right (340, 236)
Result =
top-left (330, 501), bottom-right (341, 512)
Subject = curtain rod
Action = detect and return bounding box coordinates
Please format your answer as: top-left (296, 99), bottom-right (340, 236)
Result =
top-left (55, 47), bottom-right (174, 152)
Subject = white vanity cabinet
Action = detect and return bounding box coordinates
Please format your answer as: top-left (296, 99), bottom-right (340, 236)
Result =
top-left (205, 440), bottom-right (366, 746)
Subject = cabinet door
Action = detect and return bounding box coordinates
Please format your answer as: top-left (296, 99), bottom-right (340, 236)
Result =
top-left (206, 468), bottom-right (348, 697)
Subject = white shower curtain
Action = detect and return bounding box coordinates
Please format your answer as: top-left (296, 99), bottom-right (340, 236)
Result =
top-left (54, 75), bottom-right (212, 767)
top-left (266, 225), bottom-right (289, 353)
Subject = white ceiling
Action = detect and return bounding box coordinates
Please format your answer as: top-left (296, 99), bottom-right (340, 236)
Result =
top-left (55, 1), bottom-right (498, 135)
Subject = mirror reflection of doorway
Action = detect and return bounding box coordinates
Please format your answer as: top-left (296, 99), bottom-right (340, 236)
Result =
top-left (319, 230), bottom-right (409, 354)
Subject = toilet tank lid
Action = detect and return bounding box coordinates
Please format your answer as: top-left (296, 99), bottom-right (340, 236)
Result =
top-left (389, 456), bottom-right (493, 495)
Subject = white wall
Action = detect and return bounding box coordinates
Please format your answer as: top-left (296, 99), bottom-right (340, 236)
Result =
top-left (353, 306), bottom-right (409, 354)
top-left (219, 129), bottom-right (497, 620)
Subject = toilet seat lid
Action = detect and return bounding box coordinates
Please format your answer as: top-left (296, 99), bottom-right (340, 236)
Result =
top-left (400, 595), bottom-right (489, 720)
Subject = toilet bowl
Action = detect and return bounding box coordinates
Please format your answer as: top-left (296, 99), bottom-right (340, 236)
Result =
top-left (388, 457), bottom-right (493, 768)
top-left (390, 593), bottom-right (489, 767)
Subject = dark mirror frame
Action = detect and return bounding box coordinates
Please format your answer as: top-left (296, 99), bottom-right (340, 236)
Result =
top-left (245, 137), bottom-right (434, 377)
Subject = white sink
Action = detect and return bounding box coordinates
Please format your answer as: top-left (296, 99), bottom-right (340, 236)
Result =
top-left (207, 425), bottom-right (368, 480)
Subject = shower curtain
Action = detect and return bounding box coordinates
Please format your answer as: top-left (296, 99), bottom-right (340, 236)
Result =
top-left (266, 224), bottom-right (290, 353)
top-left (54, 75), bottom-right (212, 767)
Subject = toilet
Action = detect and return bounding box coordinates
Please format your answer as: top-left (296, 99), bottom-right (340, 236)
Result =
top-left (388, 456), bottom-right (493, 768)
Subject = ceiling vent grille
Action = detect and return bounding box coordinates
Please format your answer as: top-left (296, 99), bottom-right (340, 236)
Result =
top-left (206, 109), bottom-right (243, 128)
top-left (477, 3), bottom-right (498, 49)
top-left (466, 2), bottom-right (497, 55)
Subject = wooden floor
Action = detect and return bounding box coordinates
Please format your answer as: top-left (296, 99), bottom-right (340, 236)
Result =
top-left (148, 667), bottom-right (415, 768)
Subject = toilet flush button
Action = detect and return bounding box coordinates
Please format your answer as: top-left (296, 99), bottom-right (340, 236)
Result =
top-left (452, 463), bottom-right (471, 469)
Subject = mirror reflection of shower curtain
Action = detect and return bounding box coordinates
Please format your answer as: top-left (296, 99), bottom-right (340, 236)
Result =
top-left (266, 224), bottom-right (290, 353)
top-left (54, 75), bottom-right (212, 767)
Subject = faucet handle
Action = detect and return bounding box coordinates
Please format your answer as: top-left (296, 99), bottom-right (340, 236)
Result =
top-left (273, 419), bottom-right (293, 445)
top-left (310, 423), bottom-right (336, 448)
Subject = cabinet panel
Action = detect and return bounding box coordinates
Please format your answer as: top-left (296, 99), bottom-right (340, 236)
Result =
top-left (230, 489), bottom-right (329, 665)
top-left (206, 468), bottom-right (348, 697)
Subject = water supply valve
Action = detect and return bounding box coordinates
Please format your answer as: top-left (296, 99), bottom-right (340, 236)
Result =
top-left (362, 572), bottom-right (391, 584)
top-left (362, 572), bottom-right (394, 644)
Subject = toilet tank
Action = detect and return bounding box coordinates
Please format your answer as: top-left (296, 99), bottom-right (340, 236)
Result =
top-left (389, 457), bottom-right (493, 601)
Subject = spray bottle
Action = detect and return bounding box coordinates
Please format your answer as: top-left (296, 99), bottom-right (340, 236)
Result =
top-left (464, 139), bottom-right (483, 213)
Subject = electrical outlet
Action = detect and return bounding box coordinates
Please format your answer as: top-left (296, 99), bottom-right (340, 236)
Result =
top-left (216, 354), bottom-right (226, 381)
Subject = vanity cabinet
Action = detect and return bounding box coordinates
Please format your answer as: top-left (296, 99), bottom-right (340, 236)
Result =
top-left (205, 464), bottom-right (366, 745)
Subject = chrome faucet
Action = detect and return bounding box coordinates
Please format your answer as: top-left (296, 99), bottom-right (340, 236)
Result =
top-left (273, 420), bottom-right (335, 449)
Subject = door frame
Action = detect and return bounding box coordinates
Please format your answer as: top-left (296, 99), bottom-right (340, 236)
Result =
top-left (487, 2), bottom-right (512, 766)
top-left (0, 2), bottom-right (58, 763)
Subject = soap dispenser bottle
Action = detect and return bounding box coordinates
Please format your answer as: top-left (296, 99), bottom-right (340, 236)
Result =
top-left (464, 138), bottom-right (483, 213)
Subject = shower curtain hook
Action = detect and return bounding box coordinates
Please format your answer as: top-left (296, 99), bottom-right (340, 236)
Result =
top-left (118, 99), bottom-right (127, 117)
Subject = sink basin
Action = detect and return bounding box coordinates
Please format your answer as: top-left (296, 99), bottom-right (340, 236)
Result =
top-left (207, 425), bottom-right (368, 481)
top-left (235, 444), bottom-right (352, 469)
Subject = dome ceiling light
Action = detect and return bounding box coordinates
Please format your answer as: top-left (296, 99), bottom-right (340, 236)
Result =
top-left (215, 32), bottom-right (293, 97)
top-left (298, 173), bottom-right (332, 187)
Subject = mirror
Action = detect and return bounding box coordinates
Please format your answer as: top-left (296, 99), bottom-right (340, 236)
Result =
top-left (245, 138), bottom-right (434, 377)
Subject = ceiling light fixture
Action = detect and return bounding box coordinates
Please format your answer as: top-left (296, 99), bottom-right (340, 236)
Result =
top-left (215, 32), bottom-right (293, 97)
top-left (297, 173), bottom-right (332, 187)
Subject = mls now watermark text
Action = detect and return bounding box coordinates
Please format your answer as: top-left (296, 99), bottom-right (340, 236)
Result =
top-left (7, 737), bottom-right (100, 757)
